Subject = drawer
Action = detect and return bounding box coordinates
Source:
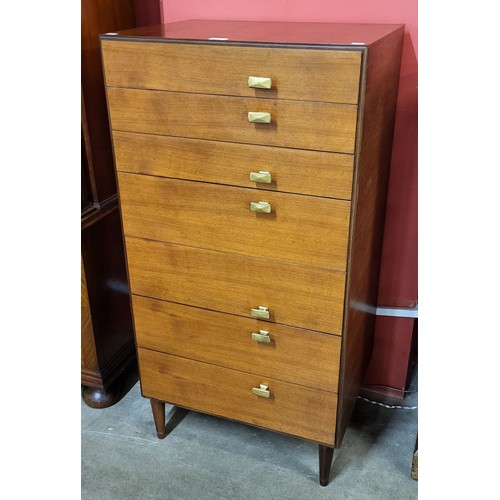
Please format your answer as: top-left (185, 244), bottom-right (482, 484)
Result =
top-left (102, 40), bottom-right (361, 104)
top-left (113, 132), bottom-right (354, 200)
top-left (107, 87), bottom-right (358, 154)
top-left (126, 237), bottom-right (345, 334)
top-left (139, 348), bottom-right (337, 445)
top-left (118, 173), bottom-right (351, 270)
top-left (133, 295), bottom-right (341, 392)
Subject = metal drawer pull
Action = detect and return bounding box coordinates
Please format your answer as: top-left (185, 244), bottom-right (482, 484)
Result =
top-left (249, 171), bottom-right (272, 184)
top-left (251, 384), bottom-right (270, 398)
top-left (251, 330), bottom-right (271, 343)
top-left (248, 76), bottom-right (272, 89)
top-left (248, 111), bottom-right (271, 124)
top-left (249, 201), bottom-right (271, 214)
top-left (250, 306), bottom-right (270, 319)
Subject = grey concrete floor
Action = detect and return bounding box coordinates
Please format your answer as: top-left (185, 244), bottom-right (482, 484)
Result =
top-left (82, 373), bottom-right (418, 499)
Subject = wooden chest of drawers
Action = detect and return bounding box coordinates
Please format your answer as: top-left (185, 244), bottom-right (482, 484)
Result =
top-left (101, 19), bottom-right (404, 486)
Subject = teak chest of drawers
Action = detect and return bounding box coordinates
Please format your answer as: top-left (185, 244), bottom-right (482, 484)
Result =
top-left (101, 19), bottom-right (404, 486)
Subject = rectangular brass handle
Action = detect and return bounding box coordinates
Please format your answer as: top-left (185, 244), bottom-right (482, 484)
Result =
top-left (251, 384), bottom-right (270, 398)
top-left (251, 330), bottom-right (271, 344)
top-left (248, 76), bottom-right (272, 89)
top-left (249, 201), bottom-right (271, 214)
top-left (249, 171), bottom-right (272, 184)
top-left (250, 306), bottom-right (270, 319)
top-left (248, 112), bottom-right (271, 124)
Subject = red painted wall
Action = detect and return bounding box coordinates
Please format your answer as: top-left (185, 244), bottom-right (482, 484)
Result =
top-left (159, 1), bottom-right (418, 395)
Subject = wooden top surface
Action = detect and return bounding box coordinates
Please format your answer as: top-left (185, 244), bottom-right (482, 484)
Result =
top-left (102, 19), bottom-right (404, 46)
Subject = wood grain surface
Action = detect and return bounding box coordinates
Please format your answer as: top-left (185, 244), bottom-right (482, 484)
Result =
top-left (139, 348), bottom-right (337, 444)
top-left (113, 131), bottom-right (354, 200)
top-left (107, 87), bottom-right (358, 153)
top-left (102, 40), bottom-right (361, 104)
top-left (132, 295), bottom-right (341, 392)
top-left (81, 258), bottom-right (97, 371)
top-left (125, 237), bottom-right (346, 334)
top-left (118, 173), bottom-right (351, 270)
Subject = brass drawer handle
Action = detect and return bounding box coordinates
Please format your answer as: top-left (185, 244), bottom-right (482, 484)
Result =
top-left (250, 306), bottom-right (270, 319)
top-left (249, 171), bottom-right (272, 184)
top-left (248, 76), bottom-right (272, 89)
top-left (248, 111), bottom-right (271, 124)
top-left (249, 201), bottom-right (271, 214)
top-left (251, 384), bottom-right (270, 398)
top-left (251, 330), bottom-right (271, 343)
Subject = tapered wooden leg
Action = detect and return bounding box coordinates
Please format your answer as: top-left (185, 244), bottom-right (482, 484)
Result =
top-left (319, 445), bottom-right (335, 486)
top-left (150, 398), bottom-right (166, 439)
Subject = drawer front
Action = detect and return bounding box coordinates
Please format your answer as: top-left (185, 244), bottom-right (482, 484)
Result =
top-left (113, 131), bottom-right (354, 200)
top-left (102, 40), bottom-right (361, 105)
top-left (126, 237), bottom-right (345, 334)
top-left (107, 87), bottom-right (358, 154)
top-left (139, 348), bottom-right (337, 445)
top-left (133, 295), bottom-right (341, 392)
top-left (118, 173), bottom-right (351, 270)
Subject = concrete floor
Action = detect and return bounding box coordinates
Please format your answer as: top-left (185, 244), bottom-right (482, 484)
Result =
top-left (82, 373), bottom-right (418, 499)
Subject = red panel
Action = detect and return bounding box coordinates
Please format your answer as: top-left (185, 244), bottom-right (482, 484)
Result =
top-left (363, 316), bottom-right (416, 397)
